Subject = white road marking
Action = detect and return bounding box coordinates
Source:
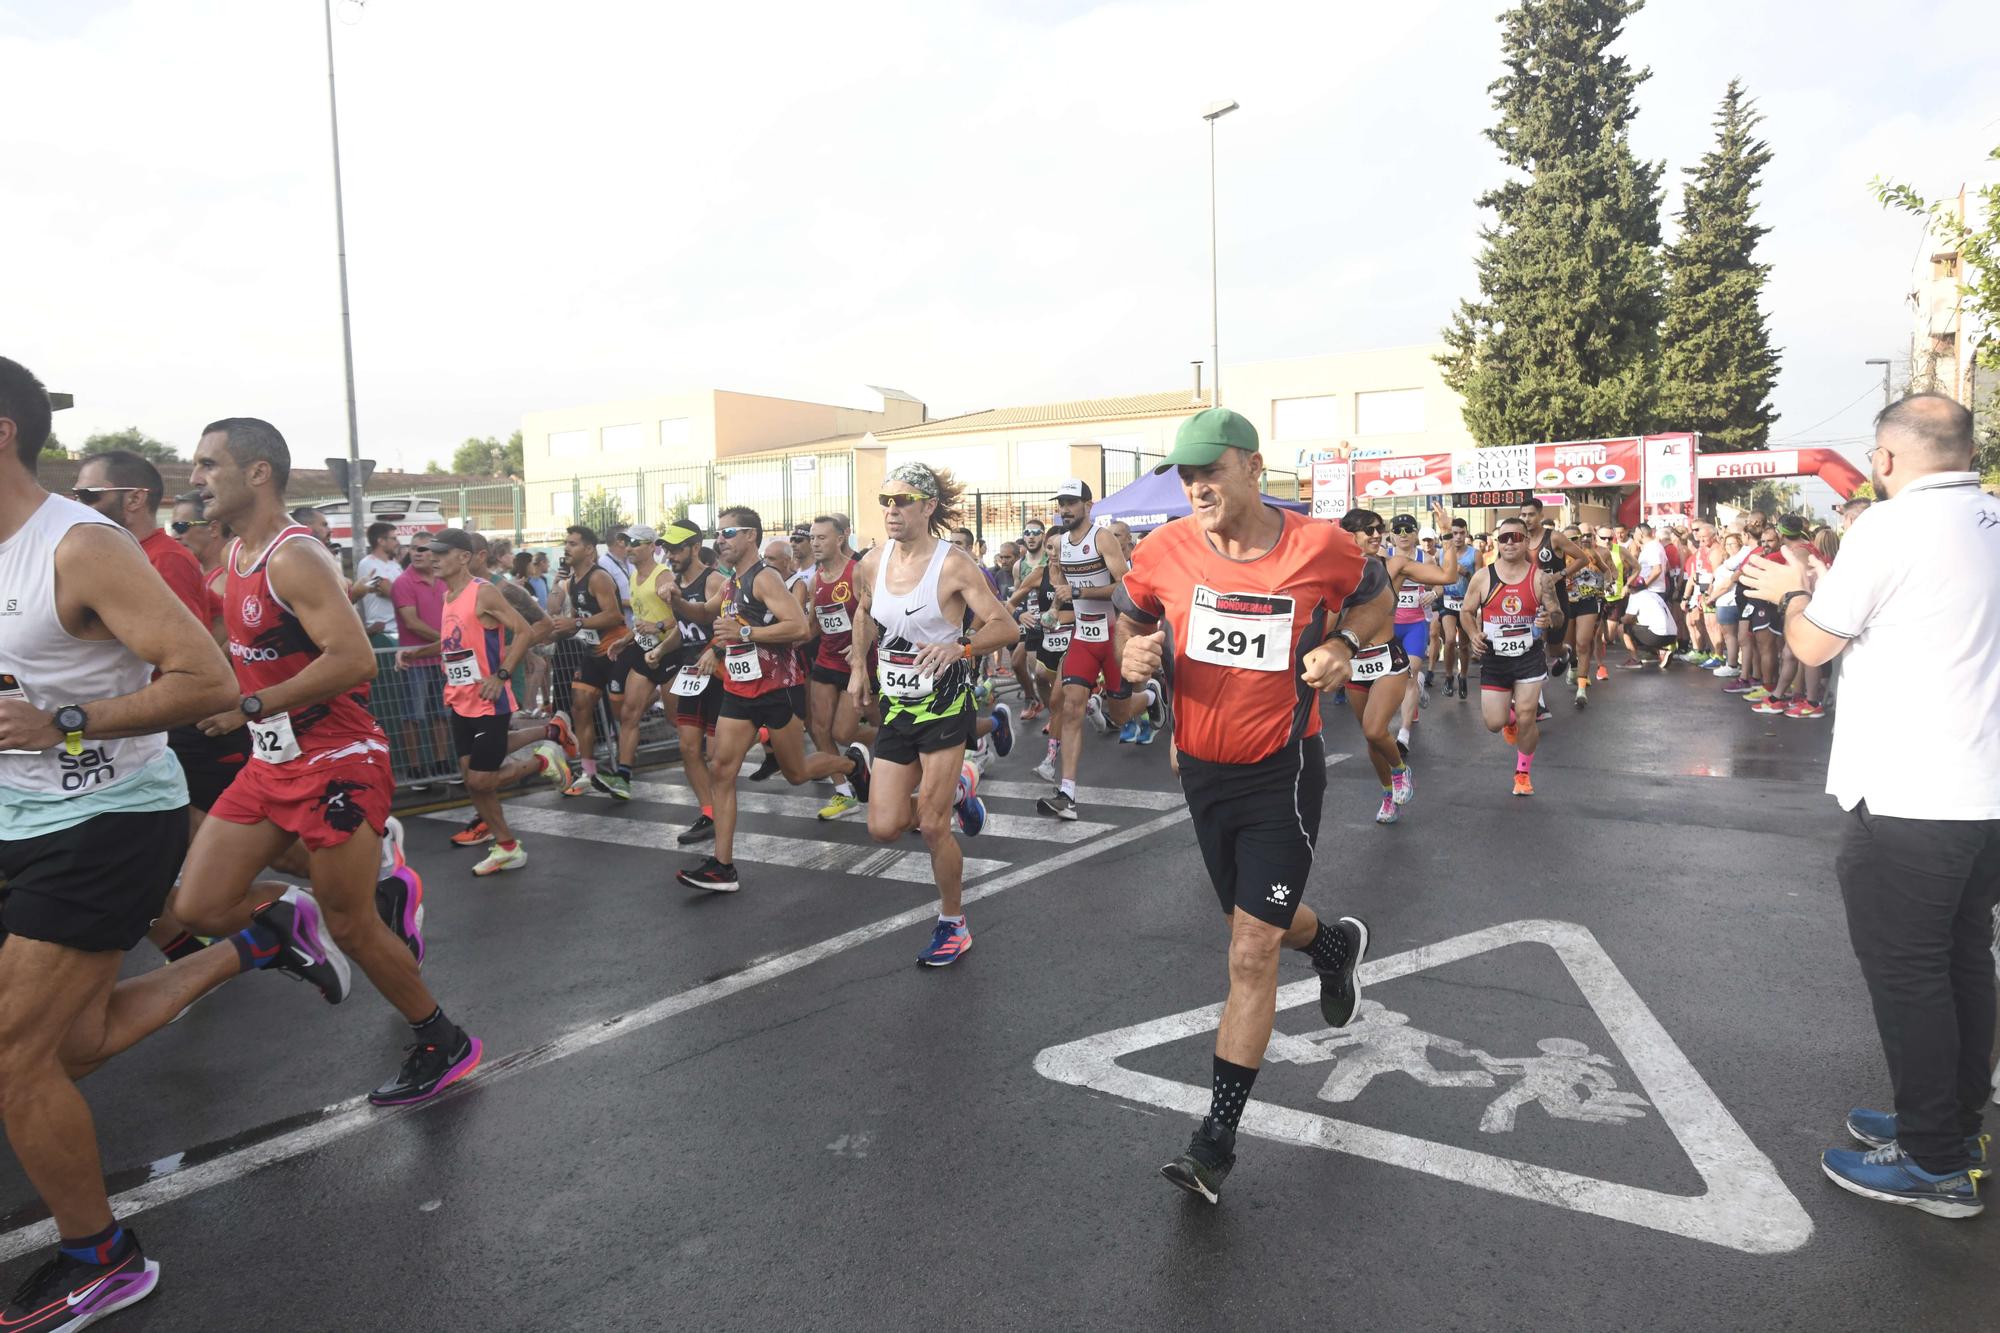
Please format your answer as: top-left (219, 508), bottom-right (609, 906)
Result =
top-left (1032, 918), bottom-right (1813, 1256)
top-left (422, 806), bottom-right (1013, 884)
top-left (971, 779), bottom-right (1185, 811)
top-left (0, 750), bottom-right (1345, 1261)
top-left (628, 777), bottom-right (1116, 844)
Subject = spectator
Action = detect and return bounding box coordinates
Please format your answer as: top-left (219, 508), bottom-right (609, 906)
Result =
top-left (290, 505), bottom-right (332, 548)
top-left (1837, 496), bottom-right (1873, 532)
top-left (530, 551), bottom-right (551, 605)
top-left (391, 537), bottom-right (451, 780)
top-left (1742, 393), bottom-right (2000, 1218)
top-left (488, 537), bottom-right (514, 578)
top-left (353, 521), bottom-right (401, 649)
top-left (992, 541), bottom-right (1020, 600)
top-left (788, 523), bottom-right (811, 572)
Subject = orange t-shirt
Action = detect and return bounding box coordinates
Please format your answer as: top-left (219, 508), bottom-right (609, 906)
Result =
top-left (1119, 508), bottom-right (1365, 765)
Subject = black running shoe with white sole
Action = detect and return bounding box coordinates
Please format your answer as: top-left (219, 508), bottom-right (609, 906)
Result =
top-left (2, 1234), bottom-right (159, 1331)
top-left (1161, 1121), bottom-right (1236, 1204)
top-left (676, 813), bottom-right (715, 845)
top-left (747, 748), bottom-right (781, 782)
top-left (677, 857), bottom-right (740, 892)
top-left (844, 743), bottom-right (872, 803)
top-left (1315, 915), bottom-right (1369, 1028)
top-left (254, 887), bottom-right (352, 1004)
top-left (1036, 790), bottom-right (1078, 821)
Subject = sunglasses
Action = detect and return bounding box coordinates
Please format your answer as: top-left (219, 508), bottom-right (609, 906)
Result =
top-left (72, 487), bottom-right (146, 502)
top-left (878, 494), bottom-right (922, 509)
top-left (1596, 532), bottom-right (1613, 539)
top-left (1022, 527), bottom-right (1045, 536)
top-left (715, 526), bottom-right (753, 540)
top-left (1357, 524), bottom-right (1384, 537)
top-left (170, 520), bottom-right (198, 535)
top-left (1495, 533), bottom-right (1527, 545)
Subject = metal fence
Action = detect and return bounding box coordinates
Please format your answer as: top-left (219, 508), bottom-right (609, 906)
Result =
top-left (366, 645), bottom-right (680, 794)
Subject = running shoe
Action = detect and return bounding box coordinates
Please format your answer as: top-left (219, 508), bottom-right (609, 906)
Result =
top-left (1722, 678), bottom-right (1755, 694)
top-left (1574, 684), bottom-right (1588, 709)
top-left (1714, 665), bottom-right (1741, 679)
top-left (2, 1233), bottom-right (159, 1330)
top-left (676, 813), bottom-right (715, 845)
top-left (1846, 1108), bottom-right (1991, 1163)
top-left (677, 856), bottom-right (740, 892)
top-left (1419, 681), bottom-right (1432, 709)
top-left (1535, 700), bottom-right (1551, 722)
top-left (1135, 720), bottom-right (1157, 745)
top-left (747, 748), bottom-right (782, 782)
top-left (1502, 720), bottom-right (1518, 747)
top-left (368, 1027), bottom-right (483, 1107)
top-left (1457, 678), bottom-right (1469, 699)
top-left (1375, 793), bottom-right (1399, 825)
top-left (1021, 700), bottom-right (1045, 722)
top-left (1512, 771), bottom-right (1535, 797)
top-left (1700, 656), bottom-right (1725, 670)
top-left (1144, 681), bottom-right (1168, 728)
top-left (990, 702), bottom-right (1013, 758)
top-left (1037, 790), bottom-right (1079, 821)
top-left (561, 773), bottom-right (594, 797)
top-left (1594, 664), bottom-right (1609, 682)
top-left (1751, 698), bottom-right (1785, 715)
top-left (955, 767), bottom-right (986, 836)
top-left (1790, 700), bottom-right (1826, 720)
top-left (1161, 1121), bottom-right (1236, 1204)
top-left (1315, 915), bottom-right (1369, 1027)
top-left (1677, 649), bottom-right (1706, 663)
top-left (598, 771), bottom-right (632, 800)
top-left (547, 708), bottom-right (579, 759)
top-left (255, 887), bottom-right (352, 1005)
top-left (1743, 685), bottom-right (1771, 702)
top-left (1390, 767), bottom-right (1413, 806)
top-left (532, 740), bottom-right (571, 791)
top-left (817, 792), bottom-right (861, 821)
top-left (381, 815), bottom-right (407, 874)
top-left (1395, 726), bottom-right (1411, 759)
top-left (1821, 1143), bottom-right (1986, 1219)
top-left (1118, 719), bottom-right (1140, 744)
top-left (1036, 745), bottom-right (1060, 784)
top-left (1085, 693), bottom-right (1110, 735)
top-left (917, 917), bottom-right (972, 967)
top-left (450, 817), bottom-right (493, 848)
top-left (374, 865), bottom-right (426, 966)
top-left (1618, 658), bottom-right (1645, 670)
top-left (472, 842), bottom-right (528, 877)
top-left (843, 743), bottom-right (873, 803)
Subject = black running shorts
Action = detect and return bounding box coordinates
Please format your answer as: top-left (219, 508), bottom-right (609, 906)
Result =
top-left (617, 644), bottom-right (676, 687)
top-left (168, 724), bottom-right (251, 811)
top-left (1176, 734), bottom-right (1325, 930)
top-left (874, 704), bottom-right (973, 766)
top-left (576, 649), bottom-right (620, 694)
top-left (450, 710), bottom-right (514, 772)
top-left (809, 660), bottom-right (850, 688)
top-left (0, 807), bottom-right (188, 952)
top-left (674, 672), bottom-right (724, 734)
top-left (719, 688), bottom-right (795, 733)
top-left (1479, 645), bottom-right (1550, 693)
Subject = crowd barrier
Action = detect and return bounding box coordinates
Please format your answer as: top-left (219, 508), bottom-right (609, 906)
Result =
top-left (366, 644), bottom-right (681, 794)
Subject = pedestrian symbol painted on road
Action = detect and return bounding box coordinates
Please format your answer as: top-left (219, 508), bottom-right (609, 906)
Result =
top-left (1033, 919), bottom-right (1812, 1254)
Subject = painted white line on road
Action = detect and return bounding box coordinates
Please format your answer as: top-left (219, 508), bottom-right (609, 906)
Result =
top-left (971, 779), bottom-right (1185, 811)
top-left (628, 778), bottom-right (1116, 844)
top-left (1032, 918), bottom-right (1813, 1256)
top-left (424, 806), bottom-right (1013, 884)
top-left (0, 751), bottom-right (1345, 1261)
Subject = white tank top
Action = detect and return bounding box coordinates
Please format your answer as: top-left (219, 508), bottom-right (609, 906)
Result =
top-left (870, 538), bottom-right (958, 647)
top-left (0, 495), bottom-right (177, 829)
top-left (1057, 523), bottom-right (1115, 632)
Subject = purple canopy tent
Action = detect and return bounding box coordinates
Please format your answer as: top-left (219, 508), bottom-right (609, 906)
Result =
top-left (1091, 468), bottom-right (1311, 533)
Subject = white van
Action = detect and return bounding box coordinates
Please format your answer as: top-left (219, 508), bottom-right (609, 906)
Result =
top-left (314, 495), bottom-right (448, 554)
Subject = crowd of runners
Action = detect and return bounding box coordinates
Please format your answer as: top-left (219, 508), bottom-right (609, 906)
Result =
top-left (0, 349), bottom-right (1991, 1329)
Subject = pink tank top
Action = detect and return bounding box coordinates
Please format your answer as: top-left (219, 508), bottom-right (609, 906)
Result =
top-left (441, 577), bottom-right (514, 718)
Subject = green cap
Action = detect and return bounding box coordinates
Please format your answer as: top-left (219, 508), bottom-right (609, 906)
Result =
top-left (1155, 408), bottom-right (1259, 473)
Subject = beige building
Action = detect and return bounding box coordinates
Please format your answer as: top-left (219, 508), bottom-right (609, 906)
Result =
top-left (1906, 182), bottom-right (1992, 409)
top-left (517, 344), bottom-right (1473, 545)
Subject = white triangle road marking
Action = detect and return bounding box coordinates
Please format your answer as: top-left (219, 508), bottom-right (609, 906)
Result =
top-left (630, 778), bottom-right (1116, 844)
top-left (723, 756), bottom-right (1190, 812)
top-left (1032, 918), bottom-right (1813, 1255)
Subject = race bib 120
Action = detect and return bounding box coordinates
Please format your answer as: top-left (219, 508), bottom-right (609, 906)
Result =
top-left (1186, 585), bottom-right (1294, 674)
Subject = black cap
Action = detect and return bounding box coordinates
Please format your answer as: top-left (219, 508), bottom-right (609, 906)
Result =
top-left (427, 528), bottom-right (475, 553)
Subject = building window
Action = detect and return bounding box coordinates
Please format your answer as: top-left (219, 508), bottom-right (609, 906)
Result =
top-left (548, 430), bottom-right (590, 459)
top-left (1932, 252), bottom-right (1960, 280)
top-left (1355, 388), bottom-right (1425, 436)
top-left (1273, 395), bottom-right (1342, 441)
top-left (551, 490), bottom-right (573, 518)
top-left (660, 417), bottom-right (693, 448)
top-left (601, 423), bottom-right (643, 453)
top-left (1931, 332), bottom-right (1956, 360)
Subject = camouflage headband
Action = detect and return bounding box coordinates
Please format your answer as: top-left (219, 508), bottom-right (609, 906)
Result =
top-left (884, 463), bottom-right (939, 499)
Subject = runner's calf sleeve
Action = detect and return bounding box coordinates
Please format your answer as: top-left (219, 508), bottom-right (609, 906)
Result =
top-left (1208, 1055), bottom-right (1258, 1133)
top-left (1301, 920), bottom-right (1352, 974)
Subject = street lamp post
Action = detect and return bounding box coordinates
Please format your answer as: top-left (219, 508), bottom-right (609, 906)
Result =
top-left (1864, 358), bottom-right (1892, 412)
top-left (1202, 99), bottom-right (1238, 409)
top-left (324, 0), bottom-right (365, 573)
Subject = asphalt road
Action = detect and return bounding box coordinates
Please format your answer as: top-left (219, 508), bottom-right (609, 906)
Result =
top-left (2, 664), bottom-right (1992, 1331)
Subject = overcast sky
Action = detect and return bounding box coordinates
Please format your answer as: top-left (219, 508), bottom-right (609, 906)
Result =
top-left (5, 0), bottom-right (1995, 499)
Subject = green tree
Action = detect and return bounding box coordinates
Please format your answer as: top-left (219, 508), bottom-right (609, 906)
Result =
top-left (425, 459), bottom-right (447, 476)
top-left (1657, 80), bottom-right (1780, 464)
top-left (577, 488), bottom-right (630, 535)
top-left (1745, 477), bottom-right (1803, 517)
top-left (450, 430), bottom-right (524, 477)
top-left (81, 426), bottom-right (179, 464)
top-left (1440, 0), bottom-right (1667, 446)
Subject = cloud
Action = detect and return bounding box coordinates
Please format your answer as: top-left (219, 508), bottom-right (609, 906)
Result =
top-left (4, 0), bottom-right (1995, 500)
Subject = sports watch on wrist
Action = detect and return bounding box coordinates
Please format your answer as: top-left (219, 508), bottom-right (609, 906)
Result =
top-left (53, 705), bottom-right (87, 757)
top-left (239, 694), bottom-right (266, 719)
top-left (1779, 590), bottom-right (1810, 614)
top-left (1333, 629), bottom-right (1362, 656)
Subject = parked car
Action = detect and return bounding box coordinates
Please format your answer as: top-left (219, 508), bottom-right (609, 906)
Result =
top-left (314, 495), bottom-right (448, 554)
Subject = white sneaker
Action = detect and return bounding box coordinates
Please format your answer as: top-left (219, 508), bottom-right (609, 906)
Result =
top-left (1035, 750), bottom-right (1059, 783)
top-left (473, 842), bottom-right (528, 877)
top-left (1713, 665), bottom-right (1740, 679)
top-left (379, 816), bottom-right (406, 875)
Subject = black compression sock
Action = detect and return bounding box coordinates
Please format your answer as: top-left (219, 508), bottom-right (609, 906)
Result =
top-left (159, 931), bottom-right (204, 962)
top-left (1301, 919), bottom-right (1352, 973)
top-left (411, 1008), bottom-right (456, 1044)
top-left (1206, 1055), bottom-right (1258, 1134)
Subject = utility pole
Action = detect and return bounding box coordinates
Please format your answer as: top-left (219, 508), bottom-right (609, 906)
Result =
top-left (1864, 358), bottom-right (1892, 412)
top-left (1202, 100), bottom-right (1238, 408)
top-left (324, 0), bottom-right (365, 574)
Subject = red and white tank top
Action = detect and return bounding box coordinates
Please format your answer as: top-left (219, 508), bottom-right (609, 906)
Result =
top-left (1478, 566), bottom-right (1543, 659)
top-left (811, 559), bottom-right (858, 665)
top-left (441, 576), bottom-right (513, 718)
top-left (225, 524), bottom-right (386, 767)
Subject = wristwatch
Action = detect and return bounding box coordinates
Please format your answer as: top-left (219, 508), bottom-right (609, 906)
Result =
top-left (1333, 629), bottom-right (1362, 656)
top-left (239, 694), bottom-right (265, 719)
top-left (52, 704), bottom-right (87, 757)
top-left (1779, 590), bottom-right (1810, 614)
top-left (738, 624), bottom-right (754, 642)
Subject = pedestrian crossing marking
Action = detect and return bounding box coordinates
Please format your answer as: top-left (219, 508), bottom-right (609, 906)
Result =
top-left (629, 778), bottom-right (1116, 844)
top-left (424, 806), bottom-right (1012, 884)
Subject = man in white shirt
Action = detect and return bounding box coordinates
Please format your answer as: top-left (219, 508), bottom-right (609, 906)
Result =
top-left (351, 522), bottom-right (401, 649)
top-left (1742, 392), bottom-right (2000, 1220)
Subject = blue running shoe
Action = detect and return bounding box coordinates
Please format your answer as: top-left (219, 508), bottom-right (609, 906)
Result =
top-left (1118, 719), bottom-right (1140, 744)
top-left (990, 702), bottom-right (1013, 758)
top-left (1135, 719), bottom-right (1157, 745)
top-left (1846, 1108), bottom-right (1990, 1162)
top-left (955, 790), bottom-right (987, 836)
top-left (1822, 1143), bottom-right (1986, 1217)
top-left (918, 918), bottom-right (971, 967)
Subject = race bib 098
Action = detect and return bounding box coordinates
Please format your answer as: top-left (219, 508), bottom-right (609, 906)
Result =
top-left (723, 643), bottom-right (763, 683)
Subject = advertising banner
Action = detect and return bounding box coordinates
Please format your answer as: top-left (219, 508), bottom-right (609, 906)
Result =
top-left (1450, 445), bottom-right (1534, 493)
top-left (1310, 460), bottom-right (1351, 519)
top-left (1695, 450), bottom-right (1799, 482)
top-left (1532, 439), bottom-right (1640, 489)
top-left (1353, 452), bottom-right (1454, 499)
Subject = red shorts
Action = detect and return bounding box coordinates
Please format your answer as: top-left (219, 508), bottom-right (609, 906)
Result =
top-left (1060, 633), bottom-right (1125, 697)
top-left (206, 747), bottom-right (393, 851)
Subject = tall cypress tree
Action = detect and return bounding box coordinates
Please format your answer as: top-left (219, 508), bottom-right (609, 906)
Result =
top-left (1657, 80), bottom-right (1780, 453)
top-left (1441, 0), bottom-right (1666, 445)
